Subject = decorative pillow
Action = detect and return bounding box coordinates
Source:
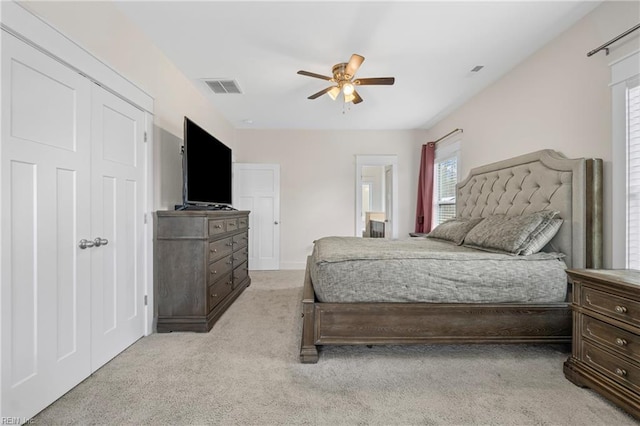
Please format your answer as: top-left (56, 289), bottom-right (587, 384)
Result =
top-left (518, 218), bottom-right (563, 255)
top-left (426, 217), bottom-right (484, 245)
top-left (463, 210), bottom-right (559, 254)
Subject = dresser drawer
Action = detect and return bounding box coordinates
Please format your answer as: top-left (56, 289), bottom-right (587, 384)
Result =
top-left (233, 232), bottom-right (248, 251)
top-left (582, 340), bottom-right (640, 393)
top-left (208, 255), bottom-right (233, 284)
top-left (238, 216), bottom-right (248, 229)
top-left (208, 273), bottom-right (233, 311)
top-left (208, 218), bottom-right (239, 235)
top-left (582, 315), bottom-right (640, 362)
top-left (209, 237), bottom-right (233, 261)
top-left (582, 286), bottom-right (640, 328)
top-left (233, 248), bottom-right (248, 266)
top-left (226, 218), bottom-right (238, 232)
top-left (233, 261), bottom-right (248, 289)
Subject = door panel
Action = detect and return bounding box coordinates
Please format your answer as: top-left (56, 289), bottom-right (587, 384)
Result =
top-left (1, 34), bottom-right (92, 420)
top-left (90, 85), bottom-right (145, 369)
top-left (233, 164), bottom-right (280, 270)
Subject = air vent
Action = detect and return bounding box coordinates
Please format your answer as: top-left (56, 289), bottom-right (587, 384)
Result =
top-left (470, 65), bottom-right (484, 73)
top-left (204, 79), bottom-right (242, 94)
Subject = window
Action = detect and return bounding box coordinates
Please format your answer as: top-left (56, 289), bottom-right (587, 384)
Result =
top-left (432, 141), bottom-right (460, 227)
top-left (612, 51), bottom-right (640, 268)
top-left (627, 81), bottom-right (640, 268)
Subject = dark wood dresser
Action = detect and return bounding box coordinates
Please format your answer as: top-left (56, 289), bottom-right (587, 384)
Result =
top-left (154, 210), bottom-right (250, 332)
top-left (564, 269), bottom-right (640, 418)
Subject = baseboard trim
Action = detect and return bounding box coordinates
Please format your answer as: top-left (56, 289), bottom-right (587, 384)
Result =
top-left (279, 261), bottom-right (306, 270)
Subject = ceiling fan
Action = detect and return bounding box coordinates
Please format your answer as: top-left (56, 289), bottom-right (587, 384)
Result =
top-left (297, 53), bottom-right (395, 105)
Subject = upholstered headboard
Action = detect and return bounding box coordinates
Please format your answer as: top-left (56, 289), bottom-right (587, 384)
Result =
top-left (456, 150), bottom-right (602, 269)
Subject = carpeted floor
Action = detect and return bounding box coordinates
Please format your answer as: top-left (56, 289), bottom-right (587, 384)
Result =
top-left (35, 270), bottom-right (637, 425)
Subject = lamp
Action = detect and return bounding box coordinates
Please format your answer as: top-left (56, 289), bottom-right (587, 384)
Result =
top-left (342, 82), bottom-right (355, 96)
top-left (328, 86), bottom-right (340, 100)
top-left (344, 92), bottom-right (356, 103)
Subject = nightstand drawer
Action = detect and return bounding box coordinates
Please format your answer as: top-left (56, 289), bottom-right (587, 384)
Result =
top-left (582, 315), bottom-right (640, 362)
top-left (582, 286), bottom-right (640, 328)
top-left (582, 340), bottom-right (640, 393)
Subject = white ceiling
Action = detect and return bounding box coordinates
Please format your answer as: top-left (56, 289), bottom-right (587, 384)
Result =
top-left (115, 1), bottom-right (600, 130)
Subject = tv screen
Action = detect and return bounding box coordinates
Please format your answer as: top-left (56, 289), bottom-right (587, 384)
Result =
top-left (183, 117), bottom-right (232, 206)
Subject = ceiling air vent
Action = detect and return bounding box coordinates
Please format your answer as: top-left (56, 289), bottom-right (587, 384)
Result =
top-left (204, 79), bottom-right (242, 94)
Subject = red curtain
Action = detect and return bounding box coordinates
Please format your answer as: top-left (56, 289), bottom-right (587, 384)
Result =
top-left (415, 142), bottom-right (436, 233)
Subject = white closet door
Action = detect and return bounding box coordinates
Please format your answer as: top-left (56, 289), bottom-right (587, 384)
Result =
top-left (233, 163), bottom-right (280, 270)
top-left (1, 34), bottom-right (92, 419)
top-left (90, 84), bottom-right (146, 369)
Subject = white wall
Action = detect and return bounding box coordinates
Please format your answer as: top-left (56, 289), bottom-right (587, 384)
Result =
top-left (234, 129), bottom-right (426, 269)
top-left (19, 0), bottom-right (235, 210)
top-left (425, 0), bottom-right (640, 268)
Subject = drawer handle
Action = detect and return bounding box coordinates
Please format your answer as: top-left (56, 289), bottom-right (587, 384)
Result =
top-left (615, 368), bottom-right (627, 377)
top-left (226, 243), bottom-right (233, 247)
top-left (211, 248), bottom-right (217, 253)
top-left (226, 261), bottom-right (232, 265)
top-left (228, 280), bottom-right (233, 285)
top-left (615, 305), bottom-right (628, 314)
top-left (616, 338), bottom-right (628, 347)
top-left (211, 270), bottom-right (217, 275)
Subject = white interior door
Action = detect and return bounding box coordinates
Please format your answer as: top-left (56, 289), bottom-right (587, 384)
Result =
top-left (233, 164), bottom-right (280, 270)
top-left (90, 85), bottom-right (146, 369)
top-left (1, 34), bottom-right (92, 420)
top-left (385, 166), bottom-right (393, 238)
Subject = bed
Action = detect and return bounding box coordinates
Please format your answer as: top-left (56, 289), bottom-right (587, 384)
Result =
top-left (300, 149), bottom-right (603, 363)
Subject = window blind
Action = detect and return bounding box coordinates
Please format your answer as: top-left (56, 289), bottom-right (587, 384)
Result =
top-left (628, 82), bottom-right (640, 269)
top-left (436, 156), bottom-right (457, 223)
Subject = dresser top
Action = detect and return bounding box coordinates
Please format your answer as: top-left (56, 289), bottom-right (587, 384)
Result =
top-left (156, 209), bottom-right (249, 218)
top-left (566, 269), bottom-right (640, 287)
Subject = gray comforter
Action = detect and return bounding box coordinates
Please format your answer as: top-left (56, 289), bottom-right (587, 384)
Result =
top-left (309, 236), bottom-right (568, 303)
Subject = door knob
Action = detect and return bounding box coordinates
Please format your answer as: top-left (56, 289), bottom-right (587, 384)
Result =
top-left (93, 237), bottom-right (109, 247)
top-left (274, 221), bottom-right (279, 225)
top-left (78, 239), bottom-right (95, 249)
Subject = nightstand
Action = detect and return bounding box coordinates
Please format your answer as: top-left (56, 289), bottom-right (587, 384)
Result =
top-left (564, 269), bottom-right (640, 418)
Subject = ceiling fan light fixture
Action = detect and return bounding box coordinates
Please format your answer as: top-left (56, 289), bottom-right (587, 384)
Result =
top-left (328, 86), bottom-right (341, 100)
top-left (344, 92), bottom-right (356, 103)
top-left (342, 82), bottom-right (355, 96)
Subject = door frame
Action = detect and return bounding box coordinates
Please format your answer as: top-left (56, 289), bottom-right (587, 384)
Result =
top-left (355, 155), bottom-right (398, 239)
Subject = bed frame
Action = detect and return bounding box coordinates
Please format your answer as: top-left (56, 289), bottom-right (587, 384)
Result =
top-left (300, 150), bottom-right (603, 363)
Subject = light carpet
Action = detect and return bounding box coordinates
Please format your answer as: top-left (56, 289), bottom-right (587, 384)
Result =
top-left (35, 270), bottom-right (636, 425)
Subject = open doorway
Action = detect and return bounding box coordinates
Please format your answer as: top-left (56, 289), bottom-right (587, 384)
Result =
top-left (355, 155), bottom-right (398, 239)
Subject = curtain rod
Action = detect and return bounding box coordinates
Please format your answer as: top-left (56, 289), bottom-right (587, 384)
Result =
top-left (587, 23), bottom-right (640, 57)
top-left (434, 128), bottom-right (463, 144)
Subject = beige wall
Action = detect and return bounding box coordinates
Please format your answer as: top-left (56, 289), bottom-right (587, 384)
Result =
top-left (234, 130), bottom-right (426, 269)
top-left (426, 0), bottom-right (640, 267)
top-left (20, 0), bottom-right (235, 209)
top-left (18, 0), bottom-right (640, 268)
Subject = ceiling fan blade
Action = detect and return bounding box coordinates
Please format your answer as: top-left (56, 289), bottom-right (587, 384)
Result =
top-left (352, 90), bottom-right (363, 104)
top-left (297, 70), bottom-right (333, 81)
top-left (354, 77), bottom-right (395, 86)
top-left (307, 86), bottom-right (335, 100)
top-left (345, 54), bottom-right (365, 78)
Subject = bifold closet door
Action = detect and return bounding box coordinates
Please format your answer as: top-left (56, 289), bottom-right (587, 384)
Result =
top-left (89, 84), bottom-right (146, 369)
top-left (1, 33), bottom-right (147, 420)
top-left (1, 34), bottom-right (93, 420)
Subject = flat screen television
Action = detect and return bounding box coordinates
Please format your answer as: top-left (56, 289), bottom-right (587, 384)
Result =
top-left (182, 117), bottom-right (232, 208)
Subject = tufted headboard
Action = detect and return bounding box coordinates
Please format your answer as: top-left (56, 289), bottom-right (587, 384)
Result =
top-left (456, 150), bottom-right (602, 269)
